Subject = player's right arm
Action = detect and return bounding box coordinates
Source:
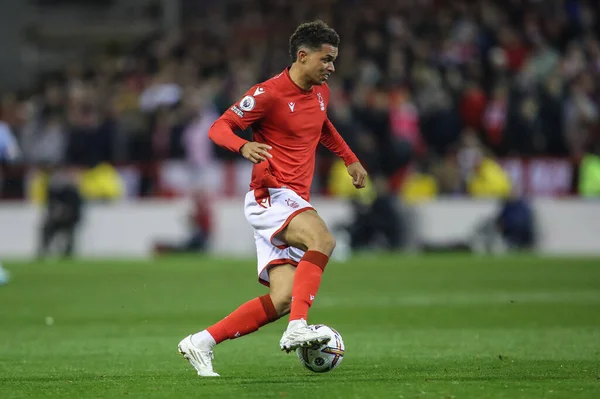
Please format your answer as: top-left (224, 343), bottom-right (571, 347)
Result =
top-left (208, 86), bottom-right (273, 164)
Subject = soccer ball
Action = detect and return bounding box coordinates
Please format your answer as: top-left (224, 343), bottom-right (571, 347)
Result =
top-left (296, 324), bottom-right (345, 373)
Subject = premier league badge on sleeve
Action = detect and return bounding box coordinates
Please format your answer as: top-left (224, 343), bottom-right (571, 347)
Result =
top-left (239, 95), bottom-right (256, 112)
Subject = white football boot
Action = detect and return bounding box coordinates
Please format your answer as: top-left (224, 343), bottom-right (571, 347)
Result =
top-left (279, 319), bottom-right (331, 353)
top-left (177, 335), bottom-right (219, 377)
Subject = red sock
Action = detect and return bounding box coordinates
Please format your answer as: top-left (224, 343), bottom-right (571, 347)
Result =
top-left (207, 294), bottom-right (279, 344)
top-left (289, 250), bottom-right (329, 322)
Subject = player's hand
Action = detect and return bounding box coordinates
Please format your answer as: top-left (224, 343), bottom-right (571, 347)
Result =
top-left (347, 162), bottom-right (368, 189)
top-left (240, 142), bottom-right (273, 164)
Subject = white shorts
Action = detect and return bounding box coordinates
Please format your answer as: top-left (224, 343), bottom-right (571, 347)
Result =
top-left (244, 187), bottom-right (314, 286)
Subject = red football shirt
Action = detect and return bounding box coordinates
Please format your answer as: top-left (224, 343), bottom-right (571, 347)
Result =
top-left (209, 67), bottom-right (358, 201)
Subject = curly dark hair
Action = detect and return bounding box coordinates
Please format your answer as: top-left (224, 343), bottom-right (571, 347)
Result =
top-left (289, 20), bottom-right (340, 62)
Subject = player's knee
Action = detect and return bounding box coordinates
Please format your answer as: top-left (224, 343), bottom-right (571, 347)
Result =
top-left (307, 230), bottom-right (336, 256)
top-left (322, 231), bottom-right (337, 255)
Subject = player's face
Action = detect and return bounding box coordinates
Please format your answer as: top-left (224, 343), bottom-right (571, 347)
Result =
top-left (303, 44), bottom-right (338, 85)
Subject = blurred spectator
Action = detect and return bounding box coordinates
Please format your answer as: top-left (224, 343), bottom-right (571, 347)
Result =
top-left (0, 112), bottom-right (20, 198)
top-left (471, 194), bottom-right (536, 254)
top-left (78, 163), bottom-right (124, 202)
top-left (505, 95), bottom-right (543, 155)
top-left (139, 63), bottom-right (182, 113)
top-left (153, 188), bottom-right (213, 254)
top-left (521, 39), bottom-right (560, 85)
top-left (458, 132), bottom-right (512, 198)
top-left (431, 153), bottom-right (462, 196)
top-left (460, 82), bottom-right (487, 131)
top-left (37, 165), bottom-right (83, 258)
top-left (578, 143), bottom-right (600, 197)
top-left (482, 83), bottom-right (509, 152)
top-left (335, 175), bottom-right (406, 252)
top-left (181, 87), bottom-right (219, 183)
top-left (539, 74), bottom-right (567, 156)
top-left (497, 26), bottom-right (529, 73)
top-left (0, 121), bottom-right (20, 163)
top-left (400, 160), bottom-right (438, 204)
top-left (21, 112), bottom-right (67, 166)
top-left (564, 72), bottom-right (599, 158)
top-left (497, 196), bottom-right (536, 250)
top-left (419, 86), bottom-right (463, 157)
top-left (467, 156), bottom-right (511, 198)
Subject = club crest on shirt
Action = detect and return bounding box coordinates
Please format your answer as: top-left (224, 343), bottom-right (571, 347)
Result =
top-left (285, 198), bottom-right (300, 209)
top-left (239, 95), bottom-right (256, 111)
top-left (317, 92), bottom-right (325, 111)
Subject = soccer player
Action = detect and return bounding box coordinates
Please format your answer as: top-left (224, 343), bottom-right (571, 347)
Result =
top-left (178, 20), bottom-right (368, 377)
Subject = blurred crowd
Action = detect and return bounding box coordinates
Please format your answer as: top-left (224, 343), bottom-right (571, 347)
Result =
top-left (2, 0), bottom-right (600, 202)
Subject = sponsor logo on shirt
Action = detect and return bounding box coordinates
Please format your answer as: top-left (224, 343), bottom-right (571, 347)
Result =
top-left (239, 95), bottom-right (256, 111)
top-left (288, 102), bottom-right (295, 112)
top-left (230, 105), bottom-right (244, 118)
top-left (253, 87), bottom-right (265, 96)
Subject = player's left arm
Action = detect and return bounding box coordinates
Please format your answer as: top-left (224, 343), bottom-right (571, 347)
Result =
top-left (320, 118), bottom-right (368, 189)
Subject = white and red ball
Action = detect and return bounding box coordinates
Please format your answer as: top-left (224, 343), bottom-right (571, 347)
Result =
top-left (296, 325), bottom-right (345, 373)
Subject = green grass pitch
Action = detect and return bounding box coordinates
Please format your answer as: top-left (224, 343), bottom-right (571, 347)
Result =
top-left (1, 254), bottom-right (599, 398)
